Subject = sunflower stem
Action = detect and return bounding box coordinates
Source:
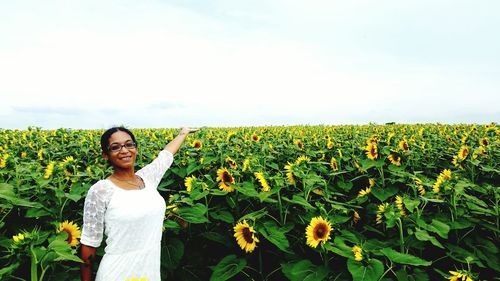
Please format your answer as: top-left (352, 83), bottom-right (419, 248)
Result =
top-left (277, 189), bottom-right (283, 224)
top-left (397, 218), bottom-right (404, 253)
top-left (30, 245), bottom-right (38, 281)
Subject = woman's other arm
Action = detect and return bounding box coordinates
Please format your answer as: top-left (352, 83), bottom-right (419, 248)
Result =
top-left (164, 127), bottom-right (199, 155)
top-left (80, 244), bottom-right (96, 281)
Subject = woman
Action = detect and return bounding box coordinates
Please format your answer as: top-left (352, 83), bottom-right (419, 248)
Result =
top-left (80, 126), bottom-right (198, 281)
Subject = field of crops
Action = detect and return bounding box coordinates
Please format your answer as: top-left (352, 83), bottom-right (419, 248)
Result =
top-left (0, 124), bottom-right (498, 280)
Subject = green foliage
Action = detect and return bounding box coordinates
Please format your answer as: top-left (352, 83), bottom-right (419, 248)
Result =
top-left (0, 124), bottom-right (499, 280)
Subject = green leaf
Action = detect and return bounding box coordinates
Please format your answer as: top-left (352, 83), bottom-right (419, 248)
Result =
top-left (416, 219), bottom-right (450, 239)
top-left (201, 232), bottom-right (233, 248)
top-left (210, 210), bottom-right (235, 224)
top-left (260, 221), bottom-right (292, 254)
top-left (281, 259), bottom-right (329, 281)
top-left (236, 182), bottom-right (259, 197)
top-left (283, 194), bottom-right (315, 210)
top-left (347, 258), bottom-right (384, 281)
top-left (371, 185), bottom-right (398, 202)
top-left (161, 238), bottom-right (184, 274)
top-left (414, 228), bottom-right (444, 249)
top-left (403, 197), bottom-right (420, 212)
top-left (209, 255), bottom-right (246, 281)
top-left (337, 180), bottom-right (353, 192)
top-left (238, 208), bottom-right (268, 222)
top-left (175, 203), bottom-right (209, 223)
top-left (380, 248), bottom-right (431, 266)
top-left (0, 183), bottom-right (43, 208)
top-left (331, 237), bottom-right (354, 258)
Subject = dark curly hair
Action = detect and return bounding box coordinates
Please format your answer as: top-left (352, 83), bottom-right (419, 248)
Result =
top-left (100, 126), bottom-right (137, 154)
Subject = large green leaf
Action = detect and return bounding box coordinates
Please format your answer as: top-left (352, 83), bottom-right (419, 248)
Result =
top-left (209, 255), bottom-right (246, 281)
top-left (175, 203), bottom-right (209, 223)
top-left (281, 259), bottom-right (329, 281)
top-left (210, 210), bottom-right (234, 224)
top-left (414, 228), bottom-right (444, 249)
top-left (347, 258), bottom-right (384, 281)
top-left (161, 238), bottom-right (184, 274)
top-left (260, 220), bottom-right (292, 254)
top-left (380, 248), bottom-right (431, 266)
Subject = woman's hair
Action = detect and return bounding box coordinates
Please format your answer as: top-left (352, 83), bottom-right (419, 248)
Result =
top-left (100, 126), bottom-right (137, 154)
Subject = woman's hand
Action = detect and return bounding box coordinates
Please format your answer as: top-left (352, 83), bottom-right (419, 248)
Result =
top-left (179, 127), bottom-right (200, 136)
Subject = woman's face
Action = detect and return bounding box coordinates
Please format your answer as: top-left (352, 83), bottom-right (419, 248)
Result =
top-left (103, 131), bottom-right (137, 170)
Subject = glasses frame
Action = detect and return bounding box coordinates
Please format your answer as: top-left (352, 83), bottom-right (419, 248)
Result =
top-left (107, 141), bottom-right (137, 153)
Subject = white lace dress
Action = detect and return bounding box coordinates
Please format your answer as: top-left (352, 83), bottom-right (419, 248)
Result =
top-left (81, 150), bottom-right (174, 281)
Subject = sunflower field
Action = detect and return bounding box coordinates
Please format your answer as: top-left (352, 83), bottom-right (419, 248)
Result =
top-left (0, 124), bottom-right (499, 281)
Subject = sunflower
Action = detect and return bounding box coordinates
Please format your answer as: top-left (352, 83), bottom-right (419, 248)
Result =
top-left (242, 159), bottom-right (250, 172)
top-left (44, 161), bottom-right (56, 179)
top-left (327, 140), bottom-right (334, 149)
top-left (398, 140), bottom-right (409, 151)
top-left (284, 163), bottom-right (296, 185)
top-left (388, 154), bottom-right (401, 166)
top-left (58, 220), bottom-right (81, 247)
top-left (352, 245), bottom-right (363, 261)
top-left (447, 270), bottom-right (474, 281)
top-left (353, 211), bottom-right (360, 224)
top-left (295, 155), bottom-right (311, 165)
top-left (395, 195), bottom-right (406, 216)
top-left (251, 133), bottom-right (260, 142)
top-left (330, 157), bottom-right (338, 171)
top-left (294, 139), bottom-right (304, 149)
top-left (365, 142), bottom-right (378, 160)
top-left (376, 203), bottom-right (389, 224)
top-left (458, 145), bottom-right (469, 160)
top-left (184, 175), bottom-right (195, 193)
top-left (479, 137), bottom-right (488, 146)
top-left (225, 157), bottom-right (238, 169)
top-left (415, 178), bottom-right (425, 196)
top-left (191, 140), bottom-right (202, 150)
top-left (305, 216), bottom-right (332, 248)
top-left (233, 220), bottom-right (259, 253)
top-left (254, 172), bottom-right (271, 192)
top-left (357, 187), bottom-right (371, 198)
top-left (216, 168), bottom-right (235, 192)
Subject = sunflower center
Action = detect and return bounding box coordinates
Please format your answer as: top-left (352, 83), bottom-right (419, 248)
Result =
top-left (222, 172), bottom-right (232, 183)
top-left (63, 229), bottom-right (72, 244)
top-left (314, 224), bottom-right (327, 240)
top-left (242, 228), bottom-right (254, 243)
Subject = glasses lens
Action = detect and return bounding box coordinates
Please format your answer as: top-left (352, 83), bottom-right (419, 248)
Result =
top-left (109, 144), bottom-right (121, 152)
top-left (125, 142), bottom-right (136, 149)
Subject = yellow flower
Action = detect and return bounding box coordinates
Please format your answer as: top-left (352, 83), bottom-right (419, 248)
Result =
top-left (337, 149), bottom-right (343, 158)
top-left (12, 233), bottom-right (26, 243)
top-left (184, 175), bottom-right (195, 193)
top-left (458, 145), bottom-right (469, 160)
top-left (295, 155), bottom-right (311, 165)
top-left (388, 154), bottom-right (401, 166)
top-left (58, 220), bottom-right (81, 247)
top-left (233, 220), bottom-right (259, 253)
top-left (353, 211), bottom-right (360, 224)
top-left (242, 159), bottom-right (250, 172)
top-left (294, 139), bottom-right (304, 149)
top-left (365, 142), bottom-right (378, 160)
top-left (284, 163), bottom-right (296, 185)
top-left (191, 140), bottom-right (202, 150)
top-left (415, 178), bottom-right (425, 196)
top-left (44, 161), bottom-right (56, 179)
top-left (327, 140), bottom-right (334, 149)
top-left (330, 157), bottom-right (338, 171)
top-left (395, 195), bottom-right (406, 216)
top-left (441, 169), bottom-right (452, 180)
top-left (479, 137), bottom-right (488, 146)
top-left (21, 151), bottom-right (27, 158)
top-left (376, 203), bottom-right (389, 224)
top-left (0, 154), bottom-right (8, 168)
top-left (368, 178), bottom-right (375, 188)
top-left (254, 172), bottom-right (271, 192)
top-left (357, 187), bottom-right (371, 198)
top-left (398, 139), bottom-right (409, 151)
top-left (447, 270), bottom-right (474, 281)
top-left (251, 133), bottom-right (260, 142)
top-left (216, 168), bottom-right (235, 192)
top-left (305, 216), bottom-right (332, 248)
top-left (225, 157), bottom-right (238, 169)
top-left (352, 245), bottom-right (363, 261)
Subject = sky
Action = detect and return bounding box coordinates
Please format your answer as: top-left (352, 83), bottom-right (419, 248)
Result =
top-left (1, 0), bottom-right (499, 129)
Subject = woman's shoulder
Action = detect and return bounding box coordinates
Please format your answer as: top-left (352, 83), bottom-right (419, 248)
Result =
top-left (86, 179), bottom-right (114, 198)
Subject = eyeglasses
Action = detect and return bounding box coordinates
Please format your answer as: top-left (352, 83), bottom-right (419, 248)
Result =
top-left (108, 142), bottom-right (137, 152)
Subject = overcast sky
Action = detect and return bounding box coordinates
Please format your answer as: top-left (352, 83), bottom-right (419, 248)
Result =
top-left (1, 0), bottom-right (499, 129)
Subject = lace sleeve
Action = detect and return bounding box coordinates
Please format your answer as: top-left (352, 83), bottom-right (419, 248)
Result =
top-left (136, 150), bottom-right (174, 188)
top-left (80, 181), bottom-right (114, 248)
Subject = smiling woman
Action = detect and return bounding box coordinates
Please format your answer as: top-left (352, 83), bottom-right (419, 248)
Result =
top-left (79, 126), bottom-right (199, 281)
